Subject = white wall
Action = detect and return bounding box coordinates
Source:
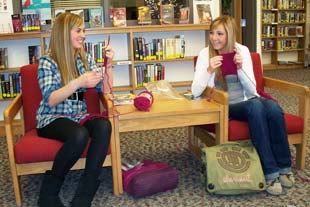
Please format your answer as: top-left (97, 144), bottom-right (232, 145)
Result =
top-left (0, 0), bottom-right (13, 33)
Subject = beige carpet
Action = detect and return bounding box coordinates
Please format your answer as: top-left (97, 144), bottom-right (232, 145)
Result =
top-left (0, 68), bottom-right (309, 207)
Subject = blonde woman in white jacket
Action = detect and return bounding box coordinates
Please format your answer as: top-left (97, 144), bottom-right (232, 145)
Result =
top-left (192, 15), bottom-right (294, 196)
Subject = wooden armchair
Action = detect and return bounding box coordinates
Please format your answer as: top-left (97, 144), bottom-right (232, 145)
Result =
top-left (193, 52), bottom-right (310, 169)
top-left (4, 64), bottom-right (119, 206)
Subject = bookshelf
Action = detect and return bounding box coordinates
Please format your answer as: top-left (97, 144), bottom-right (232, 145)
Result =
top-left (261, 0), bottom-right (307, 70)
top-left (0, 24), bottom-right (209, 99)
top-left (0, 24), bottom-right (209, 131)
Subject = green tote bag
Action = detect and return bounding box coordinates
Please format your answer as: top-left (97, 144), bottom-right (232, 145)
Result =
top-left (201, 140), bottom-right (266, 195)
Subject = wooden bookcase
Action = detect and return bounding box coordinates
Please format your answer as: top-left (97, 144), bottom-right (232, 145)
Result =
top-left (261, 0), bottom-right (307, 70)
top-left (0, 24), bottom-right (210, 129)
top-left (1, 24), bottom-right (209, 93)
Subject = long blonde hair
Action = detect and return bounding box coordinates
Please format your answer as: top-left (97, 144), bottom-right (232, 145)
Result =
top-left (49, 12), bottom-right (90, 85)
top-left (208, 15), bottom-right (238, 90)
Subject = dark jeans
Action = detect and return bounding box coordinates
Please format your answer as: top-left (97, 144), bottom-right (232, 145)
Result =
top-left (229, 97), bottom-right (291, 180)
top-left (37, 117), bottom-right (112, 179)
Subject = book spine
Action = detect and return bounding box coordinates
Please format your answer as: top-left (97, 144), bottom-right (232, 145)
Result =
top-left (9, 74), bottom-right (14, 97)
top-left (1, 74), bottom-right (6, 98)
top-left (0, 74), bottom-right (3, 99)
top-left (4, 80), bottom-right (10, 98)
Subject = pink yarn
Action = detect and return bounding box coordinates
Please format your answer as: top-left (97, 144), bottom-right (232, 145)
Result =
top-left (134, 90), bottom-right (154, 111)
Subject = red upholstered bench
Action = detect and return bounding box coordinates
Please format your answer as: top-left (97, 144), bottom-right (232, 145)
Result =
top-left (192, 52), bottom-right (309, 170)
top-left (4, 64), bottom-right (118, 207)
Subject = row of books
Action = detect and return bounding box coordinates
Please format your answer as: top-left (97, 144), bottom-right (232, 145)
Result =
top-left (278, 26), bottom-right (303, 37)
top-left (0, 73), bottom-right (21, 99)
top-left (262, 25), bottom-right (276, 37)
top-left (262, 13), bottom-right (276, 24)
top-left (133, 36), bottom-right (185, 61)
top-left (278, 12), bottom-right (305, 23)
top-left (278, 0), bottom-right (305, 9)
top-left (10, 2), bottom-right (214, 33)
top-left (55, 8), bottom-right (104, 28)
top-left (111, 5), bottom-right (191, 26)
top-left (262, 0), bottom-right (276, 9)
top-left (277, 39), bottom-right (302, 50)
top-left (84, 41), bottom-right (109, 63)
top-left (11, 14), bottom-right (41, 33)
top-left (262, 25), bottom-right (303, 37)
top-left (134, 63), bottom-right (165, 88)
top-left (262, 39), bottom-right (302, 50)
top-left (0, 48), bottom-right (8, 69)
top-left (262, 0), bottom-right (305, 9)
top-left (262, 39), bottom-right (276, 50)
top-left (262, 12), bottom-right (305, 24)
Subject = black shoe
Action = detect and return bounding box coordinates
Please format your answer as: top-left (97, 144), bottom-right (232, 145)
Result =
top-left (38, 171), bottom-right (65, 207)
top-left (71, 170), bottom-right (101, 207)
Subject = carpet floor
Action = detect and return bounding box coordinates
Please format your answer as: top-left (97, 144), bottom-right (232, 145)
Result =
top-left (0, 68), bottom-right (309, 207)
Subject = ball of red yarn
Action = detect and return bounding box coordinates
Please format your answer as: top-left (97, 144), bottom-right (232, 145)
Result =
top-left (134, 90), bottom-right (154, 111)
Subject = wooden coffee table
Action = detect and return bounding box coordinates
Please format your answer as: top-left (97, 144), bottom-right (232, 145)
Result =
top-left (111, 96), bottom-right (227, 193)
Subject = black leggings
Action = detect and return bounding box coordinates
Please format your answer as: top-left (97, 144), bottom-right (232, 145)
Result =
top-left (37, 117), bottom-right (111, 179)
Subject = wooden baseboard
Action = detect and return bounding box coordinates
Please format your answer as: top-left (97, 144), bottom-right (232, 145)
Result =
top-left (0, 120), bottom-right (23, 137)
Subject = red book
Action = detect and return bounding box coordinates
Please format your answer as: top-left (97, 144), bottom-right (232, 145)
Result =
top-left (11, 14), bottom-right (23, 33)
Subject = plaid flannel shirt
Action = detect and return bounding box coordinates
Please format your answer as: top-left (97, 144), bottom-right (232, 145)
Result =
top-left (36, 53), bottom-right (102, 129)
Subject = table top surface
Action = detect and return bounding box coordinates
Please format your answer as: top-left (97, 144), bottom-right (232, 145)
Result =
top-left (114, 97), bottom-right (221, 120)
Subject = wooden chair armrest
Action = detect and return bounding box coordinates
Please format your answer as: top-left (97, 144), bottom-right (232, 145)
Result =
top-left (101, 93), bottom-right (114, 118)
top-left (264, 77), bottom-right (310, 97)
top-left (201, 87), bottom-right (229, 143)
top-left (201, 86), bottom-right (229, 105)
top-left (4, 94), bottom-right (23, 151)
top-left (4, 94), bottom-right (22, 127)
top-left (263, 77), bottom-right (310, 118)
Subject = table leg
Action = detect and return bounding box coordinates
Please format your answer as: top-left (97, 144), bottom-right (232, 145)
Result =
top-left (109, 114), bottom-right (119, 195)
top-left (113, 115), bottom-right (123, 194)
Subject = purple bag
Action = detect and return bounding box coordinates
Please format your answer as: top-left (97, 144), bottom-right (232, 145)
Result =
top-left (122, 160), bottom-right (179, 198)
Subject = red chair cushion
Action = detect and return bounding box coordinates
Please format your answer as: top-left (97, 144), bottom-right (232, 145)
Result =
top-left (15, 129), bottom-right (111, 164)
top-left (228, 113), bottom-right (304, 141)
top-left (284, 113), bottom-right (304, 134)
top-left (198, 113), bottom-right (304, 142)
top-left (228, 120), bottom-right (250, 141)
top-left (17, 64), bottom-right (108, 164)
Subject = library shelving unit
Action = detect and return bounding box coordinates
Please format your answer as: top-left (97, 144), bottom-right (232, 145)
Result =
top-left (261, 0), bottom-right (307, 70)
top-left (0, 24), bottom-right (210, 131)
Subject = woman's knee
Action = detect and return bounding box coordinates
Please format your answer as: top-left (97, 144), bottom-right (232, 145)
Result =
top-left (246, 98), bottom-right (265, 116)
top-left (94, 118), bottom-right (112, 132)
top-left (70, 126), bottom-right (89, 146)
top-left (264, 100), bottom-right (284, 119)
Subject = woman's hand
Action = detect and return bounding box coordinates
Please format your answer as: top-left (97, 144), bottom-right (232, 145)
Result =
top-left (102, 45), bottom-right (114, 93)
top-left (104, 45), bottom-right (115, 64)
top-left (208, 55), bottom-right (223, 74)
top-left (234, 50), bottom-right (243, 69)
top-left (75, 71), bottom-right (102, 88)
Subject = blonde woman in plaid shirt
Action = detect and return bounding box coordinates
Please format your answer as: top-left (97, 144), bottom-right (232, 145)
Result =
top-left (36, 12), bottom-right (114, 207)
